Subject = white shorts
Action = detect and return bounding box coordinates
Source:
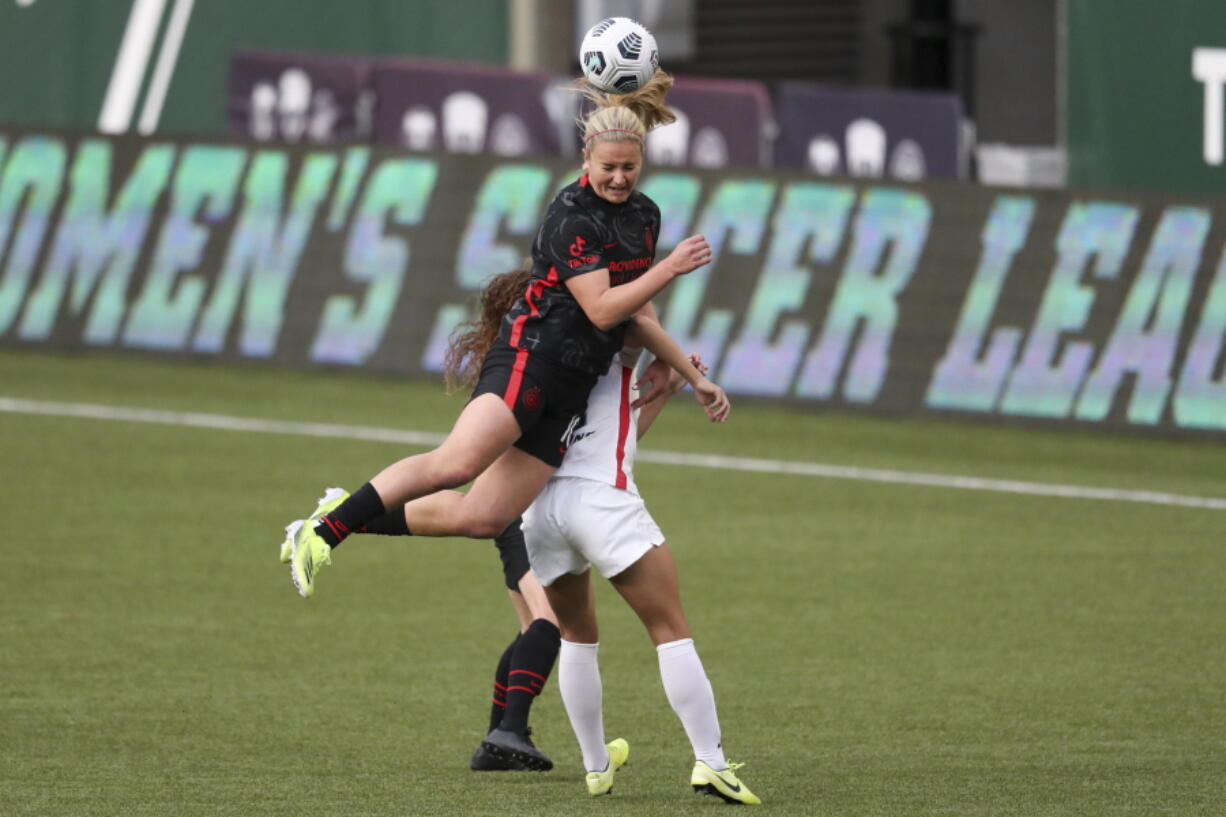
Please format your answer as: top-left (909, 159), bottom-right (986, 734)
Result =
top-left (522, 477), bottom-right (665, 586)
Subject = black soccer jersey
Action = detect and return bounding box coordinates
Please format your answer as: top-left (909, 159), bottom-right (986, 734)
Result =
top-left (498, 174), bottom-right (662, 377)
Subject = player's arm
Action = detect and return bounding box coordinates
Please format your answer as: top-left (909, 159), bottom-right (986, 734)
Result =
top-left (635, 353), bottom-right (705, 439)
top-left (626, 314), bottom-right (730, 423)
top-left (626, 312), bottom-right (704, 390)
top-left (566, 235), bottom-right (712, 331)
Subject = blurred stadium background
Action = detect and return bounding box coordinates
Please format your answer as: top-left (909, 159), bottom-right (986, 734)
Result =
top-left (1, 1), bottom-right (1223, 815)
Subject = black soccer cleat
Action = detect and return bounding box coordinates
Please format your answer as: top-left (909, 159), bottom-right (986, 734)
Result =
top-left (479, 727), bottom-right (554, 772)
top-left (469, 740), bottom-right (517, 771)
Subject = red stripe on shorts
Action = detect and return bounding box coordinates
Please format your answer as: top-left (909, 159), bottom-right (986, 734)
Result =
top-left (503, 348), bottom-right (530, 410)
top-left (614, 364), bottom-right (632, 489)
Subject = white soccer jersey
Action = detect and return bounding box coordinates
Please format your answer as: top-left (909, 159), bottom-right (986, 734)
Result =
top-left (554, 348), bottom-right (643, 493)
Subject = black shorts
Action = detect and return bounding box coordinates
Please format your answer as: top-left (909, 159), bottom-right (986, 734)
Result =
top-left (471, 344), bottom-right (596, 467)
top-left (494, 517), bottom-right (530, 591)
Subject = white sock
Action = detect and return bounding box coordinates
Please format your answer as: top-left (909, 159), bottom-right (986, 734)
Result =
top-left (558, 640), bottom-right (609, 772)
top-left (657, 638), bottom-right (727, 769)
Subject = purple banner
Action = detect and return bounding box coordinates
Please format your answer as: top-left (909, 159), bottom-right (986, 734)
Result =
top-left (773, 82), bottom-right (965, 180)
top-left (227, 52), bottom-right (962, 183)
top-left (370, 58), bottom-right (568, 157)
top-left (228, 51), bottom-right (373, 143)
top-left (644, 76), bottom-right (770, 169)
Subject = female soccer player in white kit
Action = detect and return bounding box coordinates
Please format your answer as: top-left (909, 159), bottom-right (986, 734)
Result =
top-left (523, 343), bottom-right (761, 804)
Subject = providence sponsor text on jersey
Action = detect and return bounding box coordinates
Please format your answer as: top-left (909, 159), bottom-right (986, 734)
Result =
top-left (498, 174), bottom-right (661, 377)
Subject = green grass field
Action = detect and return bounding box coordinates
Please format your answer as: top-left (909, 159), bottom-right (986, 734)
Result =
top-left (1, 349), bottom-right (1223, 817)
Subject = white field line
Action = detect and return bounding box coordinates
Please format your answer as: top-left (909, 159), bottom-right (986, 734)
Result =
top-left (0, 396), bottom-right (447, 448)
top-left (3, 396), bottom-right (1225, 512)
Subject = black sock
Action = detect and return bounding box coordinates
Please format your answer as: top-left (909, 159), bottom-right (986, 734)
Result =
top-left (488, 634), bottom-right (520, 734)
top-left (358, 506), bottom-right (411, 537)
top-left (314, 482), bottom-right (386, 548)
top-left (499, 619), bottom-right (560, 735)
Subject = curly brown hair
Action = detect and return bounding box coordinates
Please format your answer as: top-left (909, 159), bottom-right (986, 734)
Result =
top-left (442, 266), bottom-right (533, 393)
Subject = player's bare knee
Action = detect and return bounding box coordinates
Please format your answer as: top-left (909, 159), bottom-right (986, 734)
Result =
top-left (646, 619), bottom-right (690, 646)
top-left (428, 459), bottom-right (484, 490)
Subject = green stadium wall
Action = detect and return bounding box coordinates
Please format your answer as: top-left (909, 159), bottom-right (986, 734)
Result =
top-left (1067, 0), bottom-right (1226, 194)
top-left (2, 128), bottom-right (1226, 437)
top-left (0, 0), bottom-right (507, 136)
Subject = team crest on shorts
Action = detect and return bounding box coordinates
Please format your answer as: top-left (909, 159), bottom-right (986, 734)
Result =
top-left (522, 386), bottom-right (543, 411)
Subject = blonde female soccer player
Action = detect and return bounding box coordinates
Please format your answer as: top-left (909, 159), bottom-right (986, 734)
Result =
top-left (284, 69), bottom-right (728, 600)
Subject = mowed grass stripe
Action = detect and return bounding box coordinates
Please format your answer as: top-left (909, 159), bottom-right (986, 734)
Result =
top-left (3, 395), bottom-right (1225, 512)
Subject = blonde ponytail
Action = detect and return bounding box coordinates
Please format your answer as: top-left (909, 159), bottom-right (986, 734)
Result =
top-left (577, 70), bottom-right (676, 150)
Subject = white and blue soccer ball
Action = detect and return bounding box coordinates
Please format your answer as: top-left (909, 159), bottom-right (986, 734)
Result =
top-left (579, 17), bottom-right (660, 94)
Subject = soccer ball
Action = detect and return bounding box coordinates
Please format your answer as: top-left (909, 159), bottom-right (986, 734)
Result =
top-left (579, 17), bottom-right (659, 94)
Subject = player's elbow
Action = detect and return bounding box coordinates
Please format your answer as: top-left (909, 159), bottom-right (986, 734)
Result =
top-left (591, 314), bottom-right (621, 332)
top-left (580, 303), bottom-right (622, 332)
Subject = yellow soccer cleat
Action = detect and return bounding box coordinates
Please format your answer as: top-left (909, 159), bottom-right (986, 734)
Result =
top-left (279, 488), bottom-right (348, 563)
top-left (691, 760), bottom-right (761, 805)
top-left (289, 521), bottom-right (333, 599)
top-left (585, 738), bottom-right (630, 796)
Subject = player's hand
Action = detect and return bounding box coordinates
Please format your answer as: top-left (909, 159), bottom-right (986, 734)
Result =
top-left (632, 354), bottom-right (709, 409)
top-left (664, 353), bottom-right (706, 393)
top-left (666, 234), bottom-right (713, 276)
top-left (693, 376), bottom-right (730, 423)
top-left (686, 353), bottom-right (709, 379)
top-left (633, 358), bottom-right (673, 409)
